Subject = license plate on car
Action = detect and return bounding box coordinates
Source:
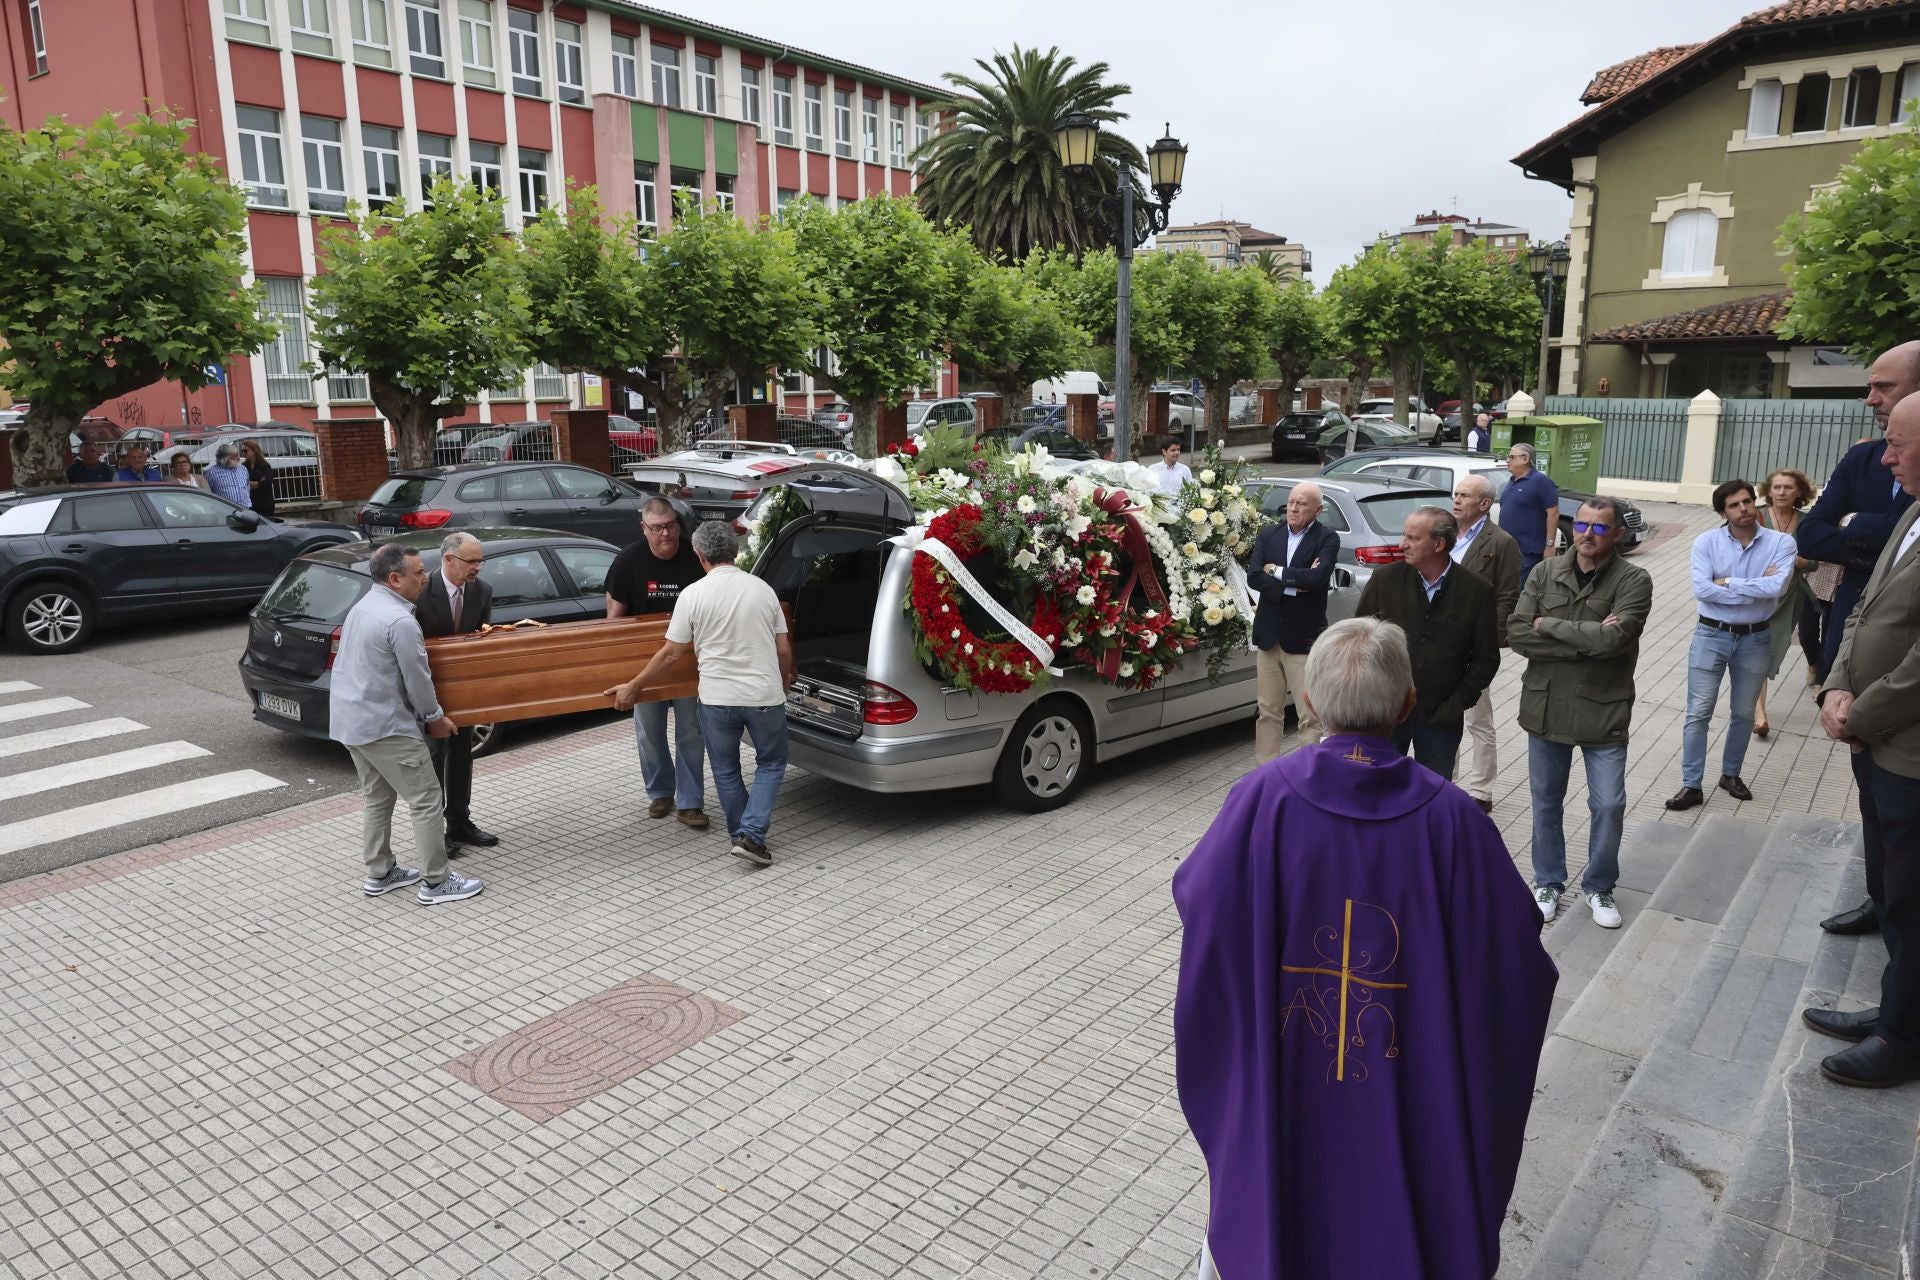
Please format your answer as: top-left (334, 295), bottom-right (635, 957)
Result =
top-left (370, 525), bottom-right (396, 536)
top-left (697, 509), bottom-right (727, 520)
top-left (791, 693), bottom-right (831, 715)
top-left (259, 693), bottom-right (302, 721)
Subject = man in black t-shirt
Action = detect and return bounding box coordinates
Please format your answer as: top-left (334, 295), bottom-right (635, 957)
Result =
top-left (66, 442), bottom-right (114, 483)
top-left (607, 499), bottom-right (709, 829)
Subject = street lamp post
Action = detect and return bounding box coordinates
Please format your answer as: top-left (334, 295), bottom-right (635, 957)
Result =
top-left (1528, 241), bottom-right (1571, 399)
top-left (1055, 115), bottom-right (1188, 461)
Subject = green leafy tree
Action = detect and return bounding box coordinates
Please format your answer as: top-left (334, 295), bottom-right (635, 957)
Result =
top-left (1422, 238), bottom-right (1539, 451)
top-left (1778, 119), bottom-right (1920, 356)
top-left (1186, 266), bottom-right (1276, 446)
top-left (914, 45), bottom-right (1144, 261)
top-left (948, 259), bottom-right (1083, 403)
top-left (310, 178), bottom-right (530, 469)
top-left (789, 195), bottom-right (969, 455)
top-left (1323, 243), bottom-right (1426, 419)
top-left (1265, 280), bottom-right (1330, 421)
top-left (521, 190), bottom-right (824, 449)
top-left (0, 110), bottom-right (277, 486)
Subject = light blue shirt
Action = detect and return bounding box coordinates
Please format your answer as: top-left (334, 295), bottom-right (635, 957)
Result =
top-left (328, 582), bottom-right (445, 745)
top-left (1451, 516), bottom-right (1487, 564)
top-left (1420, 563), bottom-right (1451, 604)
top-left (1690, 523), bottom-right (1796, 625)
top-left (206, 461), bottom-right (251, 508)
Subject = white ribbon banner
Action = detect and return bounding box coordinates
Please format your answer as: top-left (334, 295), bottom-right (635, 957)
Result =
top-left (1221, 556), bottom-right (1260, 652)
top-left (898, 527), bottom-right (1060, 674)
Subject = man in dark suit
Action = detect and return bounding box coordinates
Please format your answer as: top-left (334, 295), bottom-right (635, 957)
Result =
top-left (415, 531), bottom-right (497, 851)
top-left (1799, 340), bottom-right (1920, 935)
top-left (1452, 474), bottom-right (1523, 812)
top-left (1247, 481), bottom-right (1341, 763)
top-left (1355, 506), bottom-right (1499, 780)
top-left (1807, 393), bottom-right (1920, 1087)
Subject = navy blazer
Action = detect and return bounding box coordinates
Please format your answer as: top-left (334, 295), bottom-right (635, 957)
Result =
top-left (1247, 519), bottom-right (1341, 654)
top-left (1798, 437), bottom-right (1914, 672)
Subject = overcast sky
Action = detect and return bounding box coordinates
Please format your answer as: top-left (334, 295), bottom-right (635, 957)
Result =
top-left (685, 0), bottom-right (1756, 276)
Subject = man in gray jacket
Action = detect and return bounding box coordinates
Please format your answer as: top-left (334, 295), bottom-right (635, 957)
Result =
top-left (330, 543), bottom-right (484, 905)
top-left (1510, 497), bottom-right (1654, 932)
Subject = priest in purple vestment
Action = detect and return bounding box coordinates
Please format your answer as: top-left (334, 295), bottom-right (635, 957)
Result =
top-left (1173, 616), bottom-right (1557, 1279)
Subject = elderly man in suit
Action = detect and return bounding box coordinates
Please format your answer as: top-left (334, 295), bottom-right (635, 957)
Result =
top-left (1247, 481), bottom-right (1342, 763)
top-left (1451, 474), bottom-right (1523, 812)
top-left (1807, 394), bottom-right (1920, 1088)
top-left (415, 531), bottom-right (497, 852)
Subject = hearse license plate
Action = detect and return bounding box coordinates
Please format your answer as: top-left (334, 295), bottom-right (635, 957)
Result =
top-left (259, 693), bottom-right (302, 721)
top-left (370, 525), bottom-right (397, 536)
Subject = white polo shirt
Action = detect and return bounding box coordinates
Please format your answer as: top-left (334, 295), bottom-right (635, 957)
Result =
top-left (665, 564), bottom-right (789, 707)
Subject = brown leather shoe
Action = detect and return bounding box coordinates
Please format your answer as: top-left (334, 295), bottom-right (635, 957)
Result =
top-left (1718, 775), bottom-right (1754, 802)
top-left (1473, 797), bottom-right (1493, 814)
top-left (647, 797), bottom-right (673, 819)
top-left (675, 808), bottom-right (709, 830)
top-left (1664, 786), bottom-right (1705, 811)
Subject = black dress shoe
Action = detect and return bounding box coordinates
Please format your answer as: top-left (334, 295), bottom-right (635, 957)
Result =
top-left (1803, 1006), bottom-right (1881, 1042)
top-left (1474, 797), bottom-right (1493, 815)
top-left (1819, 1036), bottom-right (1920, 1088)
top-left (1821, 900), bottom-right (1880, 935)
top-left (1718, 774), bottom-right (1754, 802)
top-left (1665, 786), bottom-right (1705, 811)
top-left (447, 824), bottom-right (500, 848)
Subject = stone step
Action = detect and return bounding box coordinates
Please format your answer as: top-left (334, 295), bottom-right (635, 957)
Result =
top-left (1516, 813), bottom-right (1860, 1279)
top-left (1501, 815), bottom-right (1768, 1275)
top-left (1541, 820), bottom-right (1698, 1031)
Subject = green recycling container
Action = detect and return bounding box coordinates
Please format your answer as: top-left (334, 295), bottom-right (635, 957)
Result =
top-left (1491, 414), bottom-right (1604, 493)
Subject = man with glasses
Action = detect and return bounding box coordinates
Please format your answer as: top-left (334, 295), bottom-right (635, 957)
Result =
top-left (1499, 442), bottom-right (1559, 582)
top-left (416, 531), bottom-right (497, 851)
top-left (607, 498), bottom-right (709, 830)
top-left (1510, 497), bottom-right (1652, 931)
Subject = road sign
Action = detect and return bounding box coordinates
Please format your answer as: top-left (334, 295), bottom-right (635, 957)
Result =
top-left (203, 364), bottom-right (227, 385)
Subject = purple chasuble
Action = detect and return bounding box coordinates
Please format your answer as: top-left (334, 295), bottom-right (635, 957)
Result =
top-left (1173, 734), bottom-right (1556, 1279)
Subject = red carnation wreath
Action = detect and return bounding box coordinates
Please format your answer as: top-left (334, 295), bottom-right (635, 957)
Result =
top-left (909, 504), bottom-right (1063, 694)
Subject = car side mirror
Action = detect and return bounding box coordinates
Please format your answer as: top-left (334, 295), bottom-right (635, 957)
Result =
top-left (600, 490), bottom-right (621, 505)
top-left (228, 508), bottom-right (263, 531)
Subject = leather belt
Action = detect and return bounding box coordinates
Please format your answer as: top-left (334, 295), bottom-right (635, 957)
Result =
top-left (1698, 615), bottom-right (1768, 636)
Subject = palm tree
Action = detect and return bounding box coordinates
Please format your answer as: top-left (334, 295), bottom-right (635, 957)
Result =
top-left (914, 45), bottom-right (1144, 262)
top-left (1249, 248), bottom-right (1297, 284)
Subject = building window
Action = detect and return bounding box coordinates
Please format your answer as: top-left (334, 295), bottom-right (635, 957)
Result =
top-left (325, 340), bottom-right (369, 402)
top-left (517, 149), bottom-right (548, 223)
top-left (259, 278), bottom-right (313, 404)
top-left (1843, 67), bottom-right (1882, 128)
top-left (1792, 72), bottom-right (1832, 134)
top-left (650, 43), bottom-right (681, 108)
top-left (915, 109), bottom-right (932, 162)
top-left (507, 9), bottom-right (540, 96)
top-left (1660, 208), bottom-right (1719, 279)
top-left (634, 160), bottom-right (657, 236)
top-left (772, 74), bottom-right (794, 146)
top-left (781, 369), bottom-right (804, 394)
top-left (404, 0), bottom-right (444, 77)
top-left (234, 106), bottom-right (289, 208)
top-left (741, 66), bottom-right (762, 134)
top-left (469, 140), bottom-right (502, 193)
top-left (224, 0), bottom-right (272, 43)
top-left (1898, 63), bottom-right (1920, 124)
top-left (888, 102), bottom-right (906, 167)
top-left (287, 0), bottom-right (332, 56)
top-left (532, 361), bottom-right (569, 401)
top-left (803, 83), bottom-right (825, 152)
top-left (456, 0), bottom-right (494, 88)
top-left (300, 116), bottom-right (348, 214)
top-left (349, 0), bottom-right (391, 67)
top-left (554, 20), bottom-right (583, 104)
top-left (775, 187), bottom-right (797, 212)
top-left (26, 0), bottom-right (46, 73)
top-left (417, 131), bottom-right (454, 200)
top-left (833, 89), bottom-right (853, 157)
top-left (861, 96), bottom-right (879, 162)
top-left (714, 173), bottom-right (734, 212)
top-left (611, 35), bottom-right (637, 97)
top-left (670, 166), bottom-right (700, 212)
top-left (694, 54), bottom-right (718, 114)
top-left (362, 124), bottom-right (403, 208)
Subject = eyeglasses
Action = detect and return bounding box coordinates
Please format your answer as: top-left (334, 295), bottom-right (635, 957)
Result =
top-left (642, 521), bottom-right (679, 534)
top-left (1572, 521), bottom-right (1611, 535)
top-left (448, 554), bottom-right (484, 567)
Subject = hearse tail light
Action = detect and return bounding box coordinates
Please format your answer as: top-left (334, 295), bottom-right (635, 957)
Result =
top-left (1354, 544), bottom-right (1404, 566)
top-left (861, 681), bottom-right (917, 725)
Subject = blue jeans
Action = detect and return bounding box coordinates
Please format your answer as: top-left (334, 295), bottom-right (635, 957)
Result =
top-left (698, 703), bottom-right (789, 844)
top-left (635, 696), bottom-right (703, 809)
top-left (1681, 623), bottom-right (1770, 788)
top-left (1528, 735), bottom-right (1628, 895)
top-left (1391, 713), bottom-right (1463, 781)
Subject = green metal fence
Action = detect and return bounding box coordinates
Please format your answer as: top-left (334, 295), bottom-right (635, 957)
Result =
top-left (1714, 399), bottom-right (1875, 488)
top-left (1545, 397), bottom-right (1688, 483)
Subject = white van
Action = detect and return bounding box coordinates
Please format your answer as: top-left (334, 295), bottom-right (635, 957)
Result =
top-left (1030, 371), bottom-right (1108, 404)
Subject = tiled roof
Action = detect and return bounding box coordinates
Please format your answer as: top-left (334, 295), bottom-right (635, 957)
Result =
top-left (1591, 292), bottom-right (1792, 343)
top-left (1736, 0), bottom-right (1913, 26)
top-left (1581, 45), bottom-right (1699, 104)
top-left (602, 2), bottom-right (945, 97)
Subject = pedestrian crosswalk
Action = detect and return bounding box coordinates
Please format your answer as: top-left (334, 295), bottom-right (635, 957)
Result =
top-left (0, 682), bottom-right (287, 866)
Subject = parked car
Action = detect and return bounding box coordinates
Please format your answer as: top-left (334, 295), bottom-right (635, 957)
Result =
top-left (1356, 397), bottom-right (1444, 445)
top-left (0, 484), bottom-right (354, 653)
top-left (1317, 417), bottom-right (1421, 464)
top-left (624, 440), bottom-right (859, 525)
top-left (777, 416), bottom-right (849, 450)
top-left (1271, 408), bottom-right (1351, 462)
top-left (1155, 388), bottom-right (1204, 433)
top-left (357, 461), bottom-right (659, 544)
top-left (811, 400), bottom-right (854, 443)
top-left (1016, 403), bottom-right (1069, 429)
top-left (238, 528), bottom-right (627, 757)
top-left (975, 425), bottom-right (1098, 460)
top-left (904, 398), bottom-right (979, 435)
top-left (158, 426), bottom-right (318, 470)
top-left (1239, 474), bottom-right (1453, 574)
top-left (607, 414), bottom-right (660, 459)
top-left (435, 421), bottom-right (555, 466)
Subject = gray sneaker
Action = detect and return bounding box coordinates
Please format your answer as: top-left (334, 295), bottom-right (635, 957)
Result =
top-left (417, 869), bottom-right (485, 905)
top-left (364, 865), bottom-right (424, 897)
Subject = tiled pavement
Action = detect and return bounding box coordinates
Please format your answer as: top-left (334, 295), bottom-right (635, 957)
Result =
top-left (0, 499), bottom-right (1870, 1280)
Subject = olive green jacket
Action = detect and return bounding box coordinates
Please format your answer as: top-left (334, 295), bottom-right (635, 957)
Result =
top-left (1826, 504), bottom-right (1920, 779)
top-left (1508, 551), bottom-right (1654, 747)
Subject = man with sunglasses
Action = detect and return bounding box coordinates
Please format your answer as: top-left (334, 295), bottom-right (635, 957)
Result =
top-left (1510, 497), bottom-right (1653, 931)
top-left (416, 531), bottom-right (497, 851)
top-left (607, 499), bottom-right (709, 830)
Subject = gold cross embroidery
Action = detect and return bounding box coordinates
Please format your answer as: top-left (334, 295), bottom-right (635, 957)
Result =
top-left (1280, 898), bottom-right (1409, 1081)
top-left (1342, 743), bottom-right (1374, 765)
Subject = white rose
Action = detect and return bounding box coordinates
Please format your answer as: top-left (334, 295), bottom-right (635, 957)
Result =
top-left (1142, 633), bottom-right (1158, 649)
top-left (1199, 469), bottom-right (1216, 484)
top-left (1225, 534), bottom-right (1241, 551)
top-left (1204, 579), bottom-right (1224, 595)
top-left (1016, 494), bottom-right (1037, 514)
top-left (1100, 624), bottom-right (1116, 637)
top-left (1203, 606), bottom-right (1225, 625)
top-left (1225, 483), bottom-right (1241, 496)
top-left (950, 628), bottom-right (961, 639)
top-left (1200, 490), bottom-right (1217, 509)
top-left (1076, 585), bottom-right (1097, 606)
top-left (1003, 663), bottom-right (1014, 673)
top-left (1119, 662), bottom-right (1135, 678)
top-left (1210, 511), bottom-right (1227, 527)
top-left (1188, 508), bottom-right (1210, 526)
top-left (1181, 541), bottom-right (1201, 558)
top-left (964, 642), bottom-right (974, 654)
top-left (1222, 602), bottom-right (1237, 617)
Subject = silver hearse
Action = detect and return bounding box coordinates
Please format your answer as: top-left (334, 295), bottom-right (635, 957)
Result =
top-left (626, 457), bottom-right (1360, 811)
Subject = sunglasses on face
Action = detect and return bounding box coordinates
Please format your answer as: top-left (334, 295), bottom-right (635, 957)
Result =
top-left (1572, 521), bottom-right (1611, 535)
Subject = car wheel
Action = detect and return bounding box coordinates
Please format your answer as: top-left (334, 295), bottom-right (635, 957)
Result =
top-left (468, 722), bottom-right (505, 757)
top-left (992, 697), bottom-right (1093, 812)
top-left (6, 581), bottom-right (94, 654)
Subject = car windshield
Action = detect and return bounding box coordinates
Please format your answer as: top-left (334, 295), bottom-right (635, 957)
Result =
top-left (1018, 405), bottom-right (1054, 423)
top-left (1278, 413), bottom-right (1323, 430)
top-left (1358, 493), bottom-right (1447, 534)
top-left (259, 562), bottom-right (369, 624)
top-left (368, 477), bottom-right (433, 507)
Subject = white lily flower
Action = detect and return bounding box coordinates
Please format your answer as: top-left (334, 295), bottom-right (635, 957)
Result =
top-left (1013, 548), bottom-right (1038, 571)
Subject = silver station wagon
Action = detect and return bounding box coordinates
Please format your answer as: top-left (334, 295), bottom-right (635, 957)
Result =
top-left (725, 462), bottom-right (1359, 811)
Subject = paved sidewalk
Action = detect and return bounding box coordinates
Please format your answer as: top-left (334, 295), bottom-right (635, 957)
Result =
top-left (0, 499), bottom-right (1863, 1280)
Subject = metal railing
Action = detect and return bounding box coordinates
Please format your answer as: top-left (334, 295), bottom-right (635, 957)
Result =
top-left (1714, 398), bottom-right (1875, 487)
top-left (1546, 396), bottom-right (1689, 483)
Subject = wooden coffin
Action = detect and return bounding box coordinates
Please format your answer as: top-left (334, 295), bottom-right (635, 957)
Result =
top-left (427, 615), bottom-right (695, 726)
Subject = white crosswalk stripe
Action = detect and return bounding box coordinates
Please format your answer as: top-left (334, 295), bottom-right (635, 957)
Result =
top-left (0, 742), bottom-right (212, 803)
top-left (0, 718), bottom-right (146, 760)
top-left (0, 697), bottom-right (90, 725)
top-left (0, 772), bottom-right (285, 858)
top-left (0, 681), bottom-right (40, 696)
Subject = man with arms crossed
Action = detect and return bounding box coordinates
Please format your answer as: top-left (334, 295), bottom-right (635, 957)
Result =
top-left (1246, 482), bottom-right (1341, 761)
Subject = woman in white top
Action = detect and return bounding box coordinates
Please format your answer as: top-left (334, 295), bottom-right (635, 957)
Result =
top-left (166, 451), bottom-right (208, 490)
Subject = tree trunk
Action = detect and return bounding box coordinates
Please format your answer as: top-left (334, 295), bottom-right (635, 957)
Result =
top-left (1342, 354), bottom-right (1375, 416)
top-left (1388, 352), bottom-right (1415, 426)
top-left (1206, 378), bottom-right (1232, 449)
top-left (372, 381), bottom-right (446, 471)
top-left (1456, 358), bottom-right (1477, 453)
top-left (11, 409), bottom-right (81, 488)
top-left (850, 395), bottom-right (885, 458)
